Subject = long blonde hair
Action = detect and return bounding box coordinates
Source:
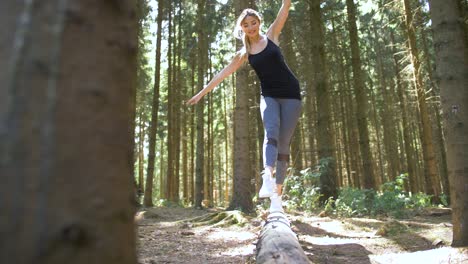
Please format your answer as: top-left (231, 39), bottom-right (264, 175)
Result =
top-left (233, 8), bottom-right (262, 59)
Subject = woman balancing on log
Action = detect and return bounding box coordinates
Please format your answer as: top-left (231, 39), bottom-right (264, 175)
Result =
top-left (187, 0), bottom-right (302, 213)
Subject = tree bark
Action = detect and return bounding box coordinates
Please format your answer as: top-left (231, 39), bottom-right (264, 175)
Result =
top-left (166, 1), bottom-right (175, 201)
top-left (330, 17), bottom-right (353, 187)
top-left (190, 47), bottom-right (197, 204)
top-left (418, 19), bottom-right (450, 199)
top-left (373, 26), bottom-right (399, 182)
top-left (0, 0), bottom-right (137, 262)
top-left (310, 0), bottom-right (337, 201)
top-left (390, 31), bottom-right (418, 193)
top-left (138, 113), bottom-right (145, 197)
top-left (281, 17), bottom-right (303, 172)
top-left (144, 0), bottom-right (163, 207)
top-left (256, 212), bottom-right (310, 264)
top-left (428, 0), bottom-right (468, 247)
top-left (402, 0), bottom-right (441, 202)
top-left (195, 0), bottom-right (207, 208)
top-left (173, 0), bottom-right (183, 203)
top-left (228, 0), bottom-right (253, 213)
top-left (345, 0), bottom-right (376, 189)
top-left (303, 8), bottom-right (318, 168)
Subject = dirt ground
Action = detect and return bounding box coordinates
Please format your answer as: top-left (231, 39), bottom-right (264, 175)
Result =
top-left (136, 207), bottom-right (468, 264)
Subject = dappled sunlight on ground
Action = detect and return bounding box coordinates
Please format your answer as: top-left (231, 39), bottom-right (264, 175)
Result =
top-left (205, 229), bottom-right (256, 242)
top-left (301, 234), bottom-right (375, 245)
top-left (136, 207), bottom-right (463, 264)
top-left (369, 247), bottom-right (468, 264)
top-left (217, 243), bottom-right (256, 257)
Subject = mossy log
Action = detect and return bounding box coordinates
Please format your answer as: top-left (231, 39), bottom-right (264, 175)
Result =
top-left (256, 212), bottom-right (310, 264)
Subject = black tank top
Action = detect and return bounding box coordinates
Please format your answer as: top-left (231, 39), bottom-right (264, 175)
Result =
top-left (248, 38), bottom-right (301, 100)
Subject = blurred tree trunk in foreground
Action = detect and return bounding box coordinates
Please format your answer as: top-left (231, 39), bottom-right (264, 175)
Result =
top-left (428, 0), bottom-right (468, 247)
top-left (0, 1), bottom-right (138, 263)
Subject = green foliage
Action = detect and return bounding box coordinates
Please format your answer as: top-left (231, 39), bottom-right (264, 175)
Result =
top-left (407, 192), bottom-right (433, 209)
top-left (439, 193), bottom-right (449, 207)
top-left (333, 174), bottom-right (437, 218)
top-left (284, 165), bottom-right (323, 211)
top-left (334, 187), bottom-right (375, 217)
top-left (286, 172), bottom-right (439, 218)
top-left (285, 158), bottom-right (339, 211)
top-left (324, 197), bottom-right (335, 214)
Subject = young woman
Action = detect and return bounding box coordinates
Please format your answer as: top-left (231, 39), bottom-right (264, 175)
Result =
top-left (187, 0), bottom-right (301, 213)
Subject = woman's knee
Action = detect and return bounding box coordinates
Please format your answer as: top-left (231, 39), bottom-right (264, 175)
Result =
top-left (265, 137), bottom-right (278, 148)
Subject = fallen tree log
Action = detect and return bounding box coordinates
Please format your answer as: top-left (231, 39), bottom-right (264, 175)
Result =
top-left (256, 212), bottom-right (310, 264)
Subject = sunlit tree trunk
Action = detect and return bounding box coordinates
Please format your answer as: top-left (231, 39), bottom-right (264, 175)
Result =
top-left (0, 0), bottom-right (137, 262)
top-left (369, 85), bottom-right (385, 186)
top-left (173, 0), bottom-right (183, 203)
top-left (309, 0), bottom-right (337, 201)
top-left (428, 0), bottom-right (468, 247)
top-left (190, 47), bottom-right (197, 204)
top-left (144, 0), bottom-right (164, 207)
top-left (418, 19), bottom-right (450, 199)
top-left (194, 0), bottom-right (207, 208)
top-left (159, 137), bottom-right (166, 198)
top-left (373, 26), bottom-right (399, 182)
top-left (330, 17), bottom-right (352, 187)
top-left (138, 113), bottom-right (145, 196)
top-left (281, 16), bottom-right (303, 172)
top-left (303, 7), bottom-right (318, 168)
top-left (229, 0), bottom-right (253, 213)
top-left (222, 84), bottom-right (231, 206)
top-left (182, 105), bottom-right (189, 203)
top-left (166, 1), bottom-right (176, 201)
top-left (390, 31), bottom-right (418, 193)
top-left (403, 0), bottom-right (441, 202)
top-left (205, 57), bottom-right (211, 206)
top-left (345, 0), bottom-right (375, 189)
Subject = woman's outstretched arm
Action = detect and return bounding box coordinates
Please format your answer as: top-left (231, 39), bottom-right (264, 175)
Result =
top-left (187, 53), bottom-right (246, 105)
top-left (267, 0), bottom-right (292, 42)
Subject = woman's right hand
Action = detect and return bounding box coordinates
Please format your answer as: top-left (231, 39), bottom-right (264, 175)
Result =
top-left (186, 93), bottom-right (203, 105)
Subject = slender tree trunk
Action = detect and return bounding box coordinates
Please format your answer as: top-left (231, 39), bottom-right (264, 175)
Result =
top-left (229, 0), bottom-right (253, 213)
top-left (183, 104), bottom-right (189, 203)
top-left (0, 1), bottom-right (137, 262)
top-left (331, 17), bottom-right (352, 186)
top-left (345, 0), bottom-right (375, 189)
top-left (194, 0), bottom-right (207, 208)
top-left (159, 136), bottom-right (165, 198)
top-left (209, 54), bottom-right (215, 206)
top-left (373, 26), bottom-right (399, 182)
top-left (190, 47), bottom-right (196, 204)
top-left (310, 0), bottom-right (337, 201)
top-left (304, 8), bottom-right (318, 168)
top-left (138, 112), bottom-right (145, 195)
top-left (166, 1), bottom-right (175, 201)
top-left (419, 22), bottom-right (450, 199)
top-left (173, 0), bottom-right (183, 203)
top-left (207, 85), bottom-right (213, 207)
top-left (222, 84), bottom-right (231, 206)
top-left (428, 0), bottom-right (468, 247)
top-left (144, 0), bottom-right (163, 207)
top-left (390, 31), bottom-right (417, 193)
top-left (281, 17), bottom-right (302, 172)
top-left (403, 0), bottom-right (441, 202)
top-left (369, 86), bottom-right (385, 186)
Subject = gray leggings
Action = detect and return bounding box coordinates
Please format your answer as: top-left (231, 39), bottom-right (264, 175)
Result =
top-left (260, 96), bottom-right (302, 184)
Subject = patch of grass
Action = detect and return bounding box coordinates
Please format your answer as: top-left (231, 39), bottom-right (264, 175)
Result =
top-left (376, 220), bottom-right (409, 237)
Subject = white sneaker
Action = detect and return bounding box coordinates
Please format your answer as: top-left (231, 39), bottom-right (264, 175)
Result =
top-left (269, 193), bottom-right (284, 213)
top-left (259, 170), bottom-right (275, 198)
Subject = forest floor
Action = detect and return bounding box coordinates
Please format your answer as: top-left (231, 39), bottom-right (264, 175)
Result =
top-left (135, 206), bottom-right (467, 264)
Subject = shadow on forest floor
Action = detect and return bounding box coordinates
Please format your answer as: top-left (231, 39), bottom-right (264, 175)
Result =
top-left (136, 207), bottom-right (466, 264)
